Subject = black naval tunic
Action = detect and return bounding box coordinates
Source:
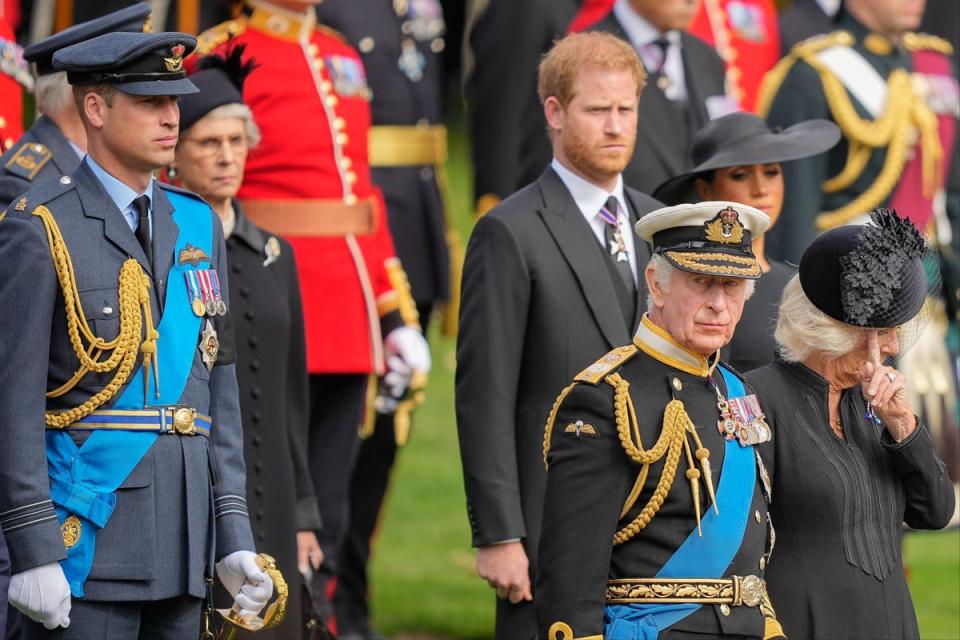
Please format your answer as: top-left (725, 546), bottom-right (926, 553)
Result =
top-left (222, 203), bottom-right (322, 639)
top-left (537, 318), bottom-right (774, 640)
top-left (0, 115), bottom-right (82, 210)
top-left (747, 360), bottom-right (955, 640)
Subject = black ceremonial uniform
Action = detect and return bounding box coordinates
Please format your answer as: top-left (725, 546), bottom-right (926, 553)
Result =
top-left (0, 116), bottom-right (81, 211)
top-left (314, 1), bottom-right (448, 635)
top-left (537, 321), bottom-right (779, 640)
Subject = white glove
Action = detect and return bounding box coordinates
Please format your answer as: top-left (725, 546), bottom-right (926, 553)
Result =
top-left (383, 326), bottom-right (431, 396)
top-left (215, 551), bottom-right (274, 618)
top-left (9, 562), bottom-right (72, 629)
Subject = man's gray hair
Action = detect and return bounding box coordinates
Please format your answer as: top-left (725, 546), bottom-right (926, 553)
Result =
top-left (35, 72), bottom-right (75, 116)
top-left (774, 274), bottom-right (860, 362)
top-left (182, 103), bottom-right (261, 147)
top-left (645, 253), bottom-right (756, 312)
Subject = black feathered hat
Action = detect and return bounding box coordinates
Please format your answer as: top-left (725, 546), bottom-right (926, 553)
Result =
top-left (799, 208), bottom-right (928, 328)
top-left (178, 44), bottom-right (256, 132)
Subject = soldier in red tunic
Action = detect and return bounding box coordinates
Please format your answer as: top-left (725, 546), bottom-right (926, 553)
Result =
top-left (194, 0), bottom-right (430, 625)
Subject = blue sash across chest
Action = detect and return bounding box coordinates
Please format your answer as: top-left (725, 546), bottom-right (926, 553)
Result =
top-left (605, 366), bottom-right (756, 639)
top-left (45, 191), bottom-right (212, 597)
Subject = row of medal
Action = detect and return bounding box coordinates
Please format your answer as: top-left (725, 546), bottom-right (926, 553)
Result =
top-left (184, 269), bottom-right (227, 317)
top-left (717, 391), bottom-right (771, 446)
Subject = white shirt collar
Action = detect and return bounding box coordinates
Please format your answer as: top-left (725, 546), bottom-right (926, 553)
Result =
top-left (815, 0), bottom-right (841, 18)
top-left (613, 0), bottom-right (682, 52)
top-left (550, 157), bottom-right (627, 222)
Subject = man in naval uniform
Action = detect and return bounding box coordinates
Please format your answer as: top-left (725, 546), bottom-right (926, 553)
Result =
top-left (0, 3), bottom-right (151, 209)
top-left (537, 201), bottom-right (785, 640)
top-left (0, 31), bottom-right (273, 638)
top-left (757, 0), bottom-right (959, 481)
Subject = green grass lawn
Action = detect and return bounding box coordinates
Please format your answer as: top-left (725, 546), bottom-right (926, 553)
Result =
top-left (362, 114), bottom-right (960, 638)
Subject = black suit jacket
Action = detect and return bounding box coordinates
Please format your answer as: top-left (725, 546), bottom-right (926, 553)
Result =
top-left (0, 116), bottom-right (82, 211)
top-left (582, 16), bottom-right (728, 195)
top-left (455, 166), bottom-right (660, 636)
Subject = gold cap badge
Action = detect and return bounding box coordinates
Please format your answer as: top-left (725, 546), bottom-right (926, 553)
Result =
top-left (164, 44), bottom-right (186, 72)
top-left (703, 206), bottom-right (745, 244)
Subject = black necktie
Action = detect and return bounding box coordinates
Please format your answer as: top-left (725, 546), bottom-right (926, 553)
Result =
top-left (601, 197), bottom-right (636, 299)
top-left (133, 194), bottom-right (152, 267)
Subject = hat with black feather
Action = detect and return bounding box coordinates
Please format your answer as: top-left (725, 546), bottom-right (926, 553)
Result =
top-left (178, 44), bottom-right (256, 132)
top-left (799, 208), bottom-right (928, 328)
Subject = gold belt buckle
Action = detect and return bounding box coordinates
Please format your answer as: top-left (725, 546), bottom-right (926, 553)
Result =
top-left (171, 407), bottom-right (198, 435)
top-left (735, 575), bottom-right (765, 607)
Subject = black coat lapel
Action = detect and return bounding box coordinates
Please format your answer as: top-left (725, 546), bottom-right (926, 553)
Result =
top-left (680, 33), bottom-right (712, 130)
top-left (74, 162), bottom-right (152, 276)
top-left (535, 167), bottom-right (631, 348)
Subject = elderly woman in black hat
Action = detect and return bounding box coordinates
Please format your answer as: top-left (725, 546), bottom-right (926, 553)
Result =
top-left (745, 209), bottom-right (955, 639)
top-left (168, 47), bottom-right (323, 639)
top-left (653, 112), bottom-right (840, 371)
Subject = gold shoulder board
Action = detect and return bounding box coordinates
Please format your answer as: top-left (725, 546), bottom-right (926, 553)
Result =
top-left (793, 30), bottom-right (856, 59)
top-left (903, 32), bottom-right (954, 55)
top-left (574, 345), bottom-right (639, 385)
top-left (194, 19), bottom-right (248, 57)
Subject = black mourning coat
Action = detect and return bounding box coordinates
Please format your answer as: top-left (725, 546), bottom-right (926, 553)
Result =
top-left (455, 167), bottom-right (659, 638)
top-left (747, 360), bottom-right (956, 640)
top-left (224, 203), bottom-right (322, 639)
top-left (584, 14), bottom-right (729, 195)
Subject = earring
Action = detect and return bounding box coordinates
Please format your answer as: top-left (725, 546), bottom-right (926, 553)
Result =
top-left (167, 164), bottom-right (177, 179)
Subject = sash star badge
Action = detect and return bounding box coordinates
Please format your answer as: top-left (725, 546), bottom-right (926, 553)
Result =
top-left (200, 320), bottom-right (219, 371)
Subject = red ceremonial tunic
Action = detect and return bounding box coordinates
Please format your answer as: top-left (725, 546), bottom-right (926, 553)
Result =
top-left (196, 2), bottom-right (412, 374)
top-left (0, 17), bottom-right (25, 152)
top-left (688, 0), bottom-right (780, 112)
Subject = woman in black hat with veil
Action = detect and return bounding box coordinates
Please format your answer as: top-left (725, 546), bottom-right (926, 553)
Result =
top-left (745, 209), bottom-right (955, 638)
top-left (653, 111), bottom-right (840, 371)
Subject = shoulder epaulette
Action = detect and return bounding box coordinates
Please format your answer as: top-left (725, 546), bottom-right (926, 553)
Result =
top-left (194, 18), bottom-right (248, 57)
top-left (3, 142), bottom-right (52, 181)
top-left (792, 30), bottom-right (856, 59)
top-left (903, 32), bottom-right (954, 55)
top-left (315, 23), bottom-right (348, 44)
top-left (574, 345), bottom-right (639, 385)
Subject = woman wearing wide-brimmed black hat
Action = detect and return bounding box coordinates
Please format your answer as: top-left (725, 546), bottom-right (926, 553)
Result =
top-left (745, 209), bottom-right (955, 639)
top-left (653, 111), bottom-right (840, 371)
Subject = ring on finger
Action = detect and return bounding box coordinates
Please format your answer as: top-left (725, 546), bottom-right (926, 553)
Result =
top-left (886, 371), bottom-right (897, 383)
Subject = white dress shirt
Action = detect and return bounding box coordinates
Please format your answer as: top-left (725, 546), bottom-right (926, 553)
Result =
top-left (551, 158), bottom-right (638, 283)
top-left (613, 0), bottom-right (687, 101)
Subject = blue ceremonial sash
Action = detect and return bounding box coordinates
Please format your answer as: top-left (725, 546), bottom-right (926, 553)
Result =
top-left (45, 192), bottom-right (212, 596)
top-left (605, 366), bottom-right (756, 640)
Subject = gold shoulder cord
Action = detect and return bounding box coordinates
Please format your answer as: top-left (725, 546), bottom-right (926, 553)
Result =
top-left (32, 205), bottom-right (159, 427)
top-left (757, 31), bottom-right (942, 231)
top-left (606, 373), bottom-right (716, 545)
top-left (542, 382), bottom-right (577, 469)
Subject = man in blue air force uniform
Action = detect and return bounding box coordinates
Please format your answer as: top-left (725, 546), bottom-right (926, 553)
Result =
top-left (537, 202), bottom-right (785, 640)
top-left (0, 31), bottom-right (273, 638)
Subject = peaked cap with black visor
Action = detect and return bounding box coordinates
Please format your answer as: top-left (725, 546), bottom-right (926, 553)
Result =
top-left (635, 201), bottom-right (771, 279)
top-left (52, 31), bottom-right (199, 96)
